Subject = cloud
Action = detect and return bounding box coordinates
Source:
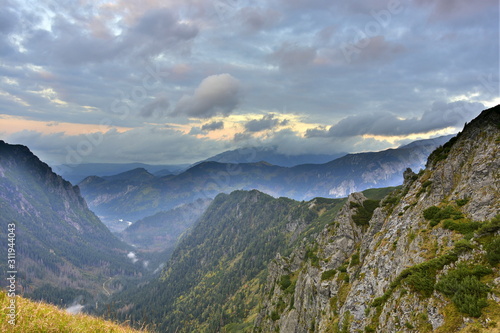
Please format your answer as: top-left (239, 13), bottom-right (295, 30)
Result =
top-left (413, 0), bottom-right (498, 21)
top-left (23, 7), bottom-right (199, 65)
top-left (233, 132), bottom-right (253, 142)
top-left (237, 7), bottom-right (281, 33)
top-left (201, 121), bottom-right (224, 131)
top-left (307, 101), bottom-right (485, 138)
top-left (244, 114), bottom-right (287, 132)
top-left (268, 42), bottom-right (317, 70)
top-left (6, 126), bottom-right (228, 165)
top-left (340, 36), bottom-right (406, 65)
top-left (172, 74), bottom-right (242, 118)
top-left (139, 95), bottom-right (170, 118)
top-left (127, 252), bottom-right (138, 263)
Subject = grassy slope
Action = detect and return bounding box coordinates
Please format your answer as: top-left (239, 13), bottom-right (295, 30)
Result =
top-left (0, 292), bottom-right (148, 333)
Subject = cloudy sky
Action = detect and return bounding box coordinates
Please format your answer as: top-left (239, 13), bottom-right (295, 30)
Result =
top-left (0, 0), bottom-right (498, 165)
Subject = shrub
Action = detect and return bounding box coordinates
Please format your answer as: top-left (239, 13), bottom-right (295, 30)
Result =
top-left (305, 247), bottom-right (320, 267)
top-left (279, 275), bottom-right (291, 291)
top-left (485, 237), bottom-right (500, 266)
top-left (442, 219), bottom-right (481, 235)
top-left (270, 311), bottom-right (280, 321)
top-left (435, 264), bottom-right (492, 317)
top-left (456, 198), bottom-right (469, 207)
top-left (352, 200), bottom-right (380, 226)
top-left (321, 269), bottom-right (337, 281)
top-left (371, 239), bottom-right (474, 308)
top-left (453, 239), bottom-right (474, 253)
top-left (350, 252), bottom-right (360, 267)
top-left (422, 180), bottom-right (432, 188)
top-left (338, 264), bottom-right (348, 273)
top-left (424, 205), bottom-right (464, 227)
top-left (423, 206), bottom-right (441, 221)
top-left (405, 269), bottom-right (435, 297)
top-left (477, 215), bottom-right (500, 235)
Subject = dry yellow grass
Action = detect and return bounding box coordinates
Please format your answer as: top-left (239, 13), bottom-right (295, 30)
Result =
top-left (0, 292), bottom-right (148, 333)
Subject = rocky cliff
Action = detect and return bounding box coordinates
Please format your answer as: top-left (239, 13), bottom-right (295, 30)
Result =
top-left (255, 106), bottom-right (500, 333)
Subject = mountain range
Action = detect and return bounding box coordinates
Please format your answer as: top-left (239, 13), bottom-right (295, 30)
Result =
top-left (99, 105), bottom-right (500, 332)
top-left (1, 106), bottom-right (498, 333)
top-left (52, 162), bottom-right (190, 185)
top-left (79, 135), bottom-right (453, 227)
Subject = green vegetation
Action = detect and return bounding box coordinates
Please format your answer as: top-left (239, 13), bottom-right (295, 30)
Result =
top-left (0, 141), bottom-right (142, 308)
top-left (426, 135), bottom-right (459, 166)
top-left (477, 214), bottom-right (500, 235)
top-left (350, 252), bottom-right (360, 267)
top-left (350, 200), bottom-right (380, 226)
top-left (456, 198), bottom-right (469, 207)
top-left (423, 205), bottom-right (463, 226)
top-left (371, 238), bottom-right (473, 307)
top-left (305, 244), bottom-right (321, 267)
top-left (442, 219), bottom-right (481, 235)
top-left (372, 213), bottom-right (500, 322)
top-left (280, 275), bottom-right (292, 291)
top-left (103, 190), bottom-right (348, 332)
top-left (279, 274), bottom-right (296, 294)
top-left (435, 264), bottom-right (492, 317)
top-left (362, 186), bottom-right (401, 201)
top-left (0, 292), bottom-right (147, 333)
top-left (321, 269), bottom-right (337, 281)
top-left (29, 284), bottom-right (93, 308)
top-left (485, 237), bottom-right (500, 265)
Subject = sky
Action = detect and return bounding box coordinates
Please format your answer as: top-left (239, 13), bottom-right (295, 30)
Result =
top-left (0, 0), bottom-right (498, 165)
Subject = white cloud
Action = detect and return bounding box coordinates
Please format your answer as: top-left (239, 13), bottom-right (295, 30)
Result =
top-left (172, 74), bottom-right (242, 118)
top-left (127, 251), bottom-right (138, 263)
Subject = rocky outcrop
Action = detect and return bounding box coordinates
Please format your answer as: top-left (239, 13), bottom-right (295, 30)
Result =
top-left (255, 106), bottom-right (500, 333)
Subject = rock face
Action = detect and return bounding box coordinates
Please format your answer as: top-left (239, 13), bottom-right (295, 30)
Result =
top-left (255, 106), bottom-right (500, 332)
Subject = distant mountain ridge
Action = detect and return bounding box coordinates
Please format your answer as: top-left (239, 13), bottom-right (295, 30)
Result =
top-left (202, 146), bottom-right (347, 167)
top-left (52, 162), bottom-right (189, 184)
top-left (79, 135), bottom-right (453, 224)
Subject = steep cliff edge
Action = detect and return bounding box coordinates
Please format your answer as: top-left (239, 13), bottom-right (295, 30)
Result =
top-left (256, 105), bottom-right (500, 333)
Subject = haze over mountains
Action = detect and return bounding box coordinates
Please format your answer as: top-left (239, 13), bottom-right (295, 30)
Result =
top-left (78, 135), bottom-right (453, 229)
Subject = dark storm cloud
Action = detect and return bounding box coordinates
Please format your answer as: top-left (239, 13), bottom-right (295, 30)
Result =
top-left (172, 74), bottom-right (242, 119)
top-left (201, 121), bottom-right (224, 132)
top-left (244, 114), bottom-right (287, 133)
top-left (306, 101), bottom-right (485, 138)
